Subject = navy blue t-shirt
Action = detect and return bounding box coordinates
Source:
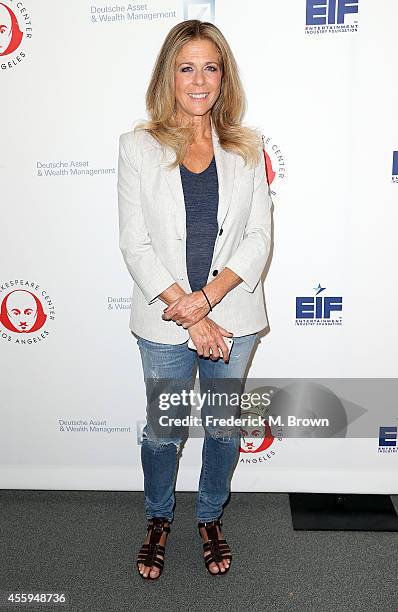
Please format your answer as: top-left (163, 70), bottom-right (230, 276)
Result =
top-left (179, 157), bottom-right (219, 292)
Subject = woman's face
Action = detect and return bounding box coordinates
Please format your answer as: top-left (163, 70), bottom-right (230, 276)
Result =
top-left (0, 5), bottom-right (12, 54)
top-left (174, 37), bottom-right (222, 123)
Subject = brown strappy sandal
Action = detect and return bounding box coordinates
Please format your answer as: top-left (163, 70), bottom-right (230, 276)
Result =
top-left (136, 517), bottom-right (170, 581)
top-left (198, 518), bottom-right (232, 576)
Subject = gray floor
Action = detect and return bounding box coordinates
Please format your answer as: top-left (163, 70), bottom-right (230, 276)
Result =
top-left (0, 490), bottom-right (397, 612)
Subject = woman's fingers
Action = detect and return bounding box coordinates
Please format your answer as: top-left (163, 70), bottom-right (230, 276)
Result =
top-left (205, 332), bottom-right (229, 361)
top-left (217, 336), bottom-right (230, 362)
top-left (217, 326), bottom-right (233, 337)
top-left (190, 319), bottom-right (233, 361)
top-left (209, 337), bottom-right (230, 363)
top-left (165, 303), bottom-right (208, 326)
top-left (209, 341), bottom-right (221, 360)
top-left (198, 344), bottom-right (209, 357)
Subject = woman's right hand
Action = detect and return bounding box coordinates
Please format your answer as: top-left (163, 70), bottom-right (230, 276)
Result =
top-left (188, 317), bottom-right (233, 363)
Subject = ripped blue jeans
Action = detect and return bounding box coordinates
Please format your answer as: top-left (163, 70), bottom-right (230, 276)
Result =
top-left (136, 333), bottom-right (258, 523)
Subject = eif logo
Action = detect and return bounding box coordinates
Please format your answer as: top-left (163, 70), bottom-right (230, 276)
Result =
top-left (295, 283), bottom-right (343, 326)
top-left (305, 0), bottom-right (358, 34)
top-left (392, 152), bottom-right (398, 184)
top-left (378, 426), bottom-right (397, 453)
top-left (183, 0), bottom-right (215, 22)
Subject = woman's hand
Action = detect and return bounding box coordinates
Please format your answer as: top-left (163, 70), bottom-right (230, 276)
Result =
top-left (161, 291), bottom-right (211, 328)
top-left (188, 317), bottom-right (233, 363)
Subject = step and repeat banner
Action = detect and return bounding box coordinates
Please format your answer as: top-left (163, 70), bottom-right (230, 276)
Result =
top-left (1, 0), bottom-right (397, 492)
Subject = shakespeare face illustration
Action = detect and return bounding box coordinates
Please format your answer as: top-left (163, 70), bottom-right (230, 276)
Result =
top-left (0, 289), bottom-right (48, 333)
top-left (0, 3), bottom-right (23, 56)
top-left (6, 290), bottom-right (38, 331)
top-left (240, 411), bottom-right (274, 453)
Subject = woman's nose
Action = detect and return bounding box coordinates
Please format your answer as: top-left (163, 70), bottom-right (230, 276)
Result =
top-left (192, 70), bottom-right (205, 86)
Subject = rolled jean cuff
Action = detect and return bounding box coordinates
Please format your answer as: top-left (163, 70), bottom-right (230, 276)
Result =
top-left (197, 516), bottom-right (221, 523)
top-left (146, 513), bottom-right (173, 522)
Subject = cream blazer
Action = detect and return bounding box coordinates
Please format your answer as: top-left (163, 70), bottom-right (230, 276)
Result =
top-left (117, 121), bottom-right (272, 344)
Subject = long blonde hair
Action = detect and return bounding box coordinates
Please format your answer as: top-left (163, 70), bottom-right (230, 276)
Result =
top-left (134, 20), bottom-right (262, 169)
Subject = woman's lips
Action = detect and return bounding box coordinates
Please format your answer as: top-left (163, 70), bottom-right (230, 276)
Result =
top-left (187, 93), bottom-right (209, 100)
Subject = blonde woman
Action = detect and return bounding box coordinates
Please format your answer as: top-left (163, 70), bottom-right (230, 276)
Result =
top-left (118, 19), bottom-right (272, 581)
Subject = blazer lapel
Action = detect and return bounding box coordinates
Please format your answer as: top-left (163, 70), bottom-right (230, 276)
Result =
top-left (160, 120), bottom-right (237, 240)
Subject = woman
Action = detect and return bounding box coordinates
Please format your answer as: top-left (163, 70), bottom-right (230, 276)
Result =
top-left (118, 19), bottom-right (272, 581)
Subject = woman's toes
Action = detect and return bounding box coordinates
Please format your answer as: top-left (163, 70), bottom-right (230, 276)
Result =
top-left (139, 562), bottom-right (153, 578)
top-left (150, 567), bottom-right (159, 579)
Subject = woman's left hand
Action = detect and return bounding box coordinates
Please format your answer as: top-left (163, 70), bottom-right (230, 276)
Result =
top-left (161, 291), bottom-right (211, 328)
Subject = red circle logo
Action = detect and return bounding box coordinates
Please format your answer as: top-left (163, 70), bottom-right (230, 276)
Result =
top-left (0, 3), bottom-right (23, 56)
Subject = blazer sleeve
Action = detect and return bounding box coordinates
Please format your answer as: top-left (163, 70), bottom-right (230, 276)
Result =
top-left (223, 147), bottom-right (272, 292)
top-left (117, 132), bottom-right (176, 305)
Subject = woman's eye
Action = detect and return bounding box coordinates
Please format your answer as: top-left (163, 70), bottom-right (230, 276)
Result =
top-left (180, 66), bottom-right (218, 72)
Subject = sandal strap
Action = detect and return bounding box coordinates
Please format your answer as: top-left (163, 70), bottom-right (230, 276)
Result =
top-left (137, 555), bottom-right (165, 570)
top-left (147, 517), bottom-right (171, 534)
top-left (203, 542), bottom-right (230, 553)
top-left (137, 545), bottom-right (165, 566)
top-left (204, 553), bottom-right (232, 568)
top-left (198, 518), bottom-right (229, 565)
top-left (139, 543), bottom-right (166, 553)
top-left (198, 518), bottom-right (222, 529)
top-left (138, 517), bottom-right (170, 570)
top-left (138, 544), bottom-right (166, 555)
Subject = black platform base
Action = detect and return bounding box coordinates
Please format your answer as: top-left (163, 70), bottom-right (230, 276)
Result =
top-left (289, 493), bottom-right (398, 531)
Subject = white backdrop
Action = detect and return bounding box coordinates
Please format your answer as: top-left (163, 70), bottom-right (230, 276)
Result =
top-left (1, 0), bottom-right (397, 492)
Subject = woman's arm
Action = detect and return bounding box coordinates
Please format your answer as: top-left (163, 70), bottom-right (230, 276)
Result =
top-left (118, 132), bottom-right (177, 304)
top-left (200, 267), bottom-right (243, 308)
top-left (162, 148), bottom-right (272, 327)
top-left (118, 131), bottom-right (236, 341)
top-left (218, 147), bottom-right (272, 294)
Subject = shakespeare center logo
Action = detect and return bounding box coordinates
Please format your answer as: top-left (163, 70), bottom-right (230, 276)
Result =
top-left (0, 279), bottom-right (55, 344)
top-left (239, 386), bottom-right (284, 465)
top-left (0, 0), bottom-right (32, 70)
top-left (295, 283), bottom-right (343, 326)
top-left (261, 134), bottom-right (286, 198)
